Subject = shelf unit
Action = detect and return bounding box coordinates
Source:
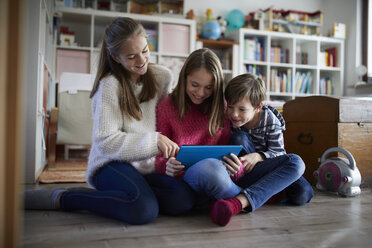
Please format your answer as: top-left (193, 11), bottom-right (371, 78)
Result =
top-left (195, 38), bottom-right (239, 84)
top-left (230, 28), bottom-right (344, 101)
top-left (54, 6), bottom-right (196, 83)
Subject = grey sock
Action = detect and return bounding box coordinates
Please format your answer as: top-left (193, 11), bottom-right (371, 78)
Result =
top-left (24, 188), bottom-right (66, 210)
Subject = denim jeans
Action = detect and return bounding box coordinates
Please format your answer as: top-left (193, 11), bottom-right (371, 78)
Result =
top-left (230, 129), bottom-right (314, 211)
top-left (183, 130), bottom-right (313, 213)
top-left (183, 158), bottom-right (242, 200)
top-left (60, 161), bottom-right (195, 224)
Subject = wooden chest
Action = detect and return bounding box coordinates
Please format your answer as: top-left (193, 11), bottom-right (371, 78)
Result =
top-left (283, 96), bottom-right (372, 186)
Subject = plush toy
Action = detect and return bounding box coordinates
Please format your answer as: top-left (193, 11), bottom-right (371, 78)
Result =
top-left (206, 8), bottom-right (213, 21)
top-left (313, 147), bottom-right (361, 197)
top-left (186, 9), bottom-right (195, 20)
top-left (217, 16), bottom-right (227, 37)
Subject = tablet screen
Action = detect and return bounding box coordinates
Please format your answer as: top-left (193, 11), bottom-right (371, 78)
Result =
top-left (176, 145), bottom-right (243, 168)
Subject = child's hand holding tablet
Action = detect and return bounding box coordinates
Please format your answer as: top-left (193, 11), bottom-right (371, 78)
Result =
top-left (176, 145), bottom-right (243, 169)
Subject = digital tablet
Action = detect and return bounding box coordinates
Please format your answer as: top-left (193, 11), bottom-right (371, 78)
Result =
top-left (176, 145), bottom-right (243, 169)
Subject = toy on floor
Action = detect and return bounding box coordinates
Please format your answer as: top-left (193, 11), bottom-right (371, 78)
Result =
top-left (313, 147), bottom-right (361, 197)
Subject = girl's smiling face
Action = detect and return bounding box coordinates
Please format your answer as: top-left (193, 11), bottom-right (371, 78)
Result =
top-left (113, 34), bottom-right (150, 81)
top-left (186, 68), bottom-right (214, 105)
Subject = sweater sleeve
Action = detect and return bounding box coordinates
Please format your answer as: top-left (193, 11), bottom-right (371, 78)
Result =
top-left (91, 78), bottom-right (159, 163)
top-left (155, 98), bottom-right (173, 174)
top-left (260, 112), bottom-right (286, 159)
top-left (261, 128), bottom-right (286, 159)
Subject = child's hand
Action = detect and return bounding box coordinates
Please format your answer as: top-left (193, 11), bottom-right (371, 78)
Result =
top-left (158, 134), bottom-right (179, 159)
top-left (240, 152), bottom-right (264, 173)
top-left (221, 153), bottom-right (242, 176)
top-left (165, 157), bottom-right (184, 177)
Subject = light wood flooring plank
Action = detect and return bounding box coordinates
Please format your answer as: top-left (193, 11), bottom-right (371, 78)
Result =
top-left (22, 185), bottom-right (372, 248)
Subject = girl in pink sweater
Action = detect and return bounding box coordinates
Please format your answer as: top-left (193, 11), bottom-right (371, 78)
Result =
top-left (155, 48), bottom-right (245, 223)
top-left (155, 48), bottom-right (232, 175)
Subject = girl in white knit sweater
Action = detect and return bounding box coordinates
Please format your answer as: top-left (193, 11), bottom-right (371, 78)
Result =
top-left (24, 17), bottom-right (196, 224)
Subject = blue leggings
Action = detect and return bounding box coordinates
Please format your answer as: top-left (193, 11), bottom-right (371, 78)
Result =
top-left (59, 162), bottom-right (195, 225)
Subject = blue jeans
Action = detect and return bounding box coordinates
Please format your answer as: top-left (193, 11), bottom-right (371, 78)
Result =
top-left (230, 129), bottom-right (314, 210)
top-left (183, 131), bottom-right (313, 212)
top-left (184, 158), bottom-right (242, 200)
top-left (60, 162), bottom-right (195, 224)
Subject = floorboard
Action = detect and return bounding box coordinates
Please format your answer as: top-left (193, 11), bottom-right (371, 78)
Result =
top-left (22, 184), bottom-right (372, 248)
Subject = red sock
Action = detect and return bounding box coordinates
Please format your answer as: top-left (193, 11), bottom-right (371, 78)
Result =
top-left (266, 190), bottom-right (287, 204)
top-left (210, 198), bottom-right (242, 226)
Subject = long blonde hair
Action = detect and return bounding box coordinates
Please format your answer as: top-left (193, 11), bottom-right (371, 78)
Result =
top-left (90, 17), bottom-right (158, 121)
top-left (170, 48), bottom-right (225, 136)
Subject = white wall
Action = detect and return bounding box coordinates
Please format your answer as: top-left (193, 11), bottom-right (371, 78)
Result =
top-left (185, 0), bottom-right (368, 96)
top-left (322, 0), bottom-right (371, 96)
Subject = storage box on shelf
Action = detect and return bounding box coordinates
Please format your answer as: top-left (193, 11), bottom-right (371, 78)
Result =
top-left (54, 6), bottom-right (196, 82)
top-left (56, 0), bottom-right (184, 16)
top-left (229, 28), bottom-right (344, 101)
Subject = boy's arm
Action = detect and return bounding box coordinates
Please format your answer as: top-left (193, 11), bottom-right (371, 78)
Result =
top-left (261, 128), bottom-right (286, 159)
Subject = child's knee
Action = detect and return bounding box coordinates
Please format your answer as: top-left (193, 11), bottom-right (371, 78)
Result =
top-left (117, 193), bottom-right (159, 224)
top-left (287, 154), bottom-right (306, 177)
top-left (286, 177), bottom-right (314, 205)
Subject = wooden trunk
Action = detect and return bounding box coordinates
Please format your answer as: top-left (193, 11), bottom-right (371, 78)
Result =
top-left (283, 96), bottom-right (372, 186)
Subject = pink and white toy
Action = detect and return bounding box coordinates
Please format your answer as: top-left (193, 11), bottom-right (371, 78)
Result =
top-left (313, 147), bottom-right (361, 197)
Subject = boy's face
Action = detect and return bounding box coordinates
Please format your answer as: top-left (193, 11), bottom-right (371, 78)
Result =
top-left (226, 96), bottom-right (261, 128)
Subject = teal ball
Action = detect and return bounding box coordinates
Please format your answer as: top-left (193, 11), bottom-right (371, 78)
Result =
top-left (226, 9), bottom-right (245, 29)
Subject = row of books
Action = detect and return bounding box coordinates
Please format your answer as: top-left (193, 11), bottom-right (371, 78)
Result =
top-left (319, 47), bottom-right (338, 67)
top-left (245, 67), bottom-right (332, 95)
top-left (270, 69), bottom-right (292, 93)
top-left (245, 64), bottom-right (266, 81)
top-left (319, 77), bottom-right (334, 95)
top-left (295, 71), bottom-right (312, 93)
top-left (270, 46), bottom-right (290, 63)
top-left (244, 38), bottom-right (266, 61)
top-left (296, 52), bottom-right (309, 64)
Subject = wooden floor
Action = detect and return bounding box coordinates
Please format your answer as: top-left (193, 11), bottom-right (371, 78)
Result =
top-left (22, 183), bottom-right (372, 248)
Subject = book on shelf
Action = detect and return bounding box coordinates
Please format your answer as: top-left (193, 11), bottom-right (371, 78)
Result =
top-left (295, 71), bottom-right (312, 94)
top-left (270, 68), bottom-right (292, 93)
top-left (324, 47), bottom-right (337, 67)
top-left (244, 38), bottom-right (265, 61)
top-left (296, 51), bottom-right (308, 64)
top-left (245, 64), bottom-right (266, 82)
top-left (271, 46), bottom-right (290, 63)
top-left (319, 76), bottom-right (333, 95)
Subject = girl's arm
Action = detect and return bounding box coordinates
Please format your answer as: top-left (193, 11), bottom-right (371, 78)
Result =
top-left (155, 98), bottom-right (177, 174)
top-left (92, 78), bottom-right (159, 162)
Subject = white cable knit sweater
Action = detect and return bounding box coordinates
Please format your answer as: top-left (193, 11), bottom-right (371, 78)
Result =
top-left (86, 64), bottom-right (173, 187)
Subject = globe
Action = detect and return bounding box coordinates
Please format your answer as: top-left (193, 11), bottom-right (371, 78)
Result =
top-left (226, 9), bottom-right (245, 30)
top-left (202, 21), bottom-right (222, 40)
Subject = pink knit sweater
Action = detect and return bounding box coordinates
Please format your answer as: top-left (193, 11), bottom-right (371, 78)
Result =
top-left (155, 97), bottom-right (234, 176)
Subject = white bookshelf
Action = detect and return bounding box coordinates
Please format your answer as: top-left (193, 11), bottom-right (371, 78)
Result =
top-left (230, 28), bottom-right (344, 101)
top-left (195, 39), bottom-right (239, 85)
top-left (54, 6), bottom-right (196, 83)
